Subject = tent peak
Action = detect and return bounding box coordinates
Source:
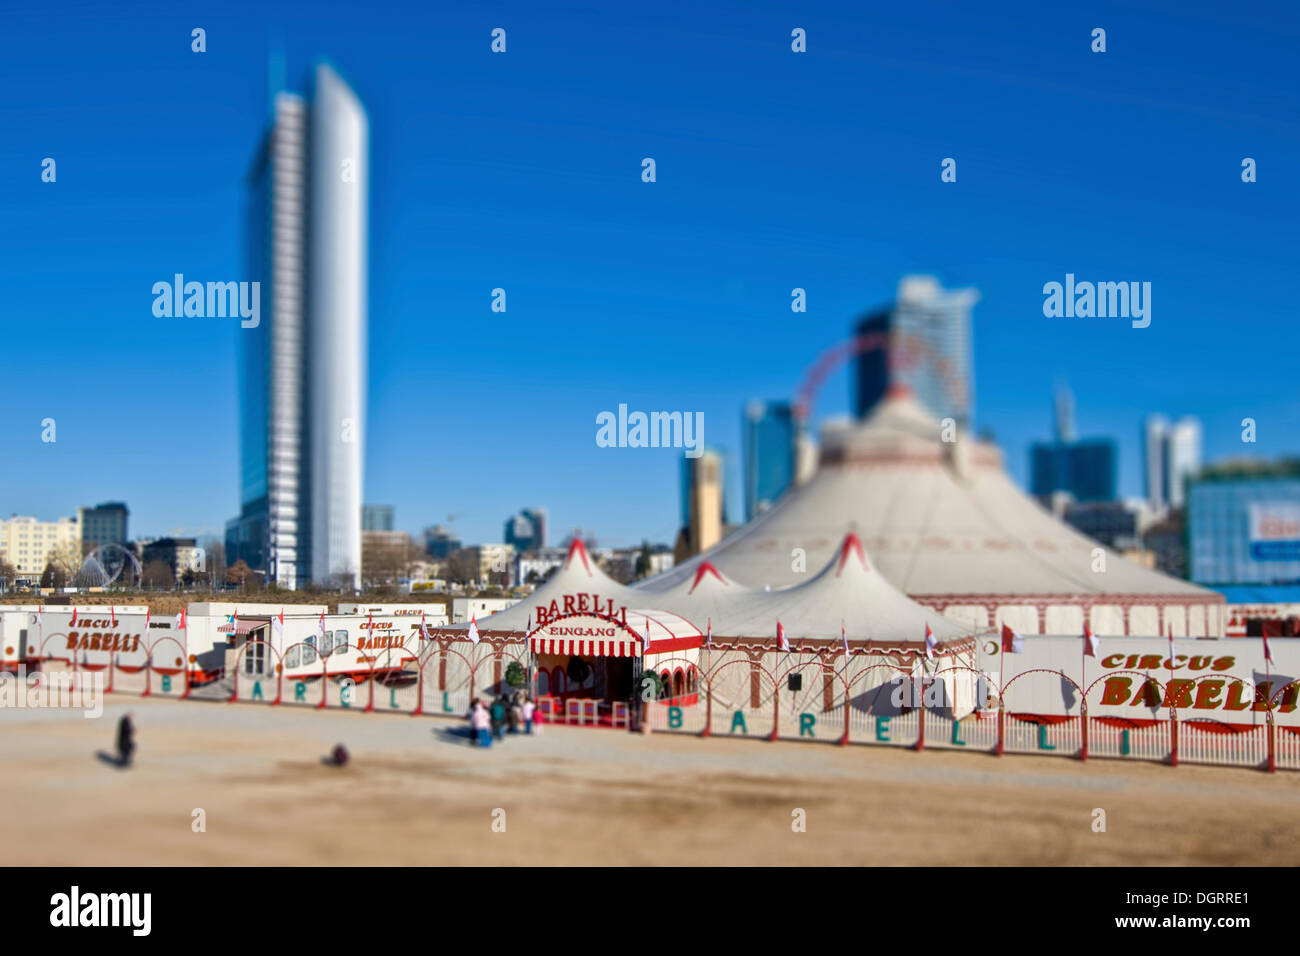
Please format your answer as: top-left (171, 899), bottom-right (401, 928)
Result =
top-left (564, 538), bottom-right (592, 575)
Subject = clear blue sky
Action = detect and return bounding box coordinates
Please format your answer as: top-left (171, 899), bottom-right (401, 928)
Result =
top-left (1, 0), bottom-right (1297, 548)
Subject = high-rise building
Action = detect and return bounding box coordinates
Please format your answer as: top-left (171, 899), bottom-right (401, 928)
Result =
top-left (423, 525), bottom-right (462, 560)
top-left (1143, 414), bottom-right (1202, 510)
top-left (77, 502), bottom-right (128, 550)
top-left (743, 400), bottom-right (796, 521)
top-left (504, 507), bottom-right (547, 553)
top-left (362, 505), bottom-right (394, 532)
top-left (853, 276), bottom-right (979, 425)
top-left (227, 63), bottom-right (368, 589)
top-left (676, 449), bottom-right (726, 561)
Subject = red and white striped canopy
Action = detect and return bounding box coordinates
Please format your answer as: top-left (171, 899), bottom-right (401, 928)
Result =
top-left (529, 636), bottom-right (643, 657)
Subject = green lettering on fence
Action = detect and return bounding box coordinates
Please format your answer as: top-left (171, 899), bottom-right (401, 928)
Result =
top-left (951, 719), bottom-right (966, 746)
top-left (799, 713), bottom-right (815, 737)
top-left (876, 717), bottom-right (891, 742)
top-left (668, 706), bottom-right (683, 729)
top-left (251, 681), bottom-right (263, 701)
top-left (1121, 728), bottom-right (1130, 756)
top-left (731, 711), bottom-right (747, 734)
top-left (295, 682), bottom-right (306, 702)
top-left (1038, 724), bottom-right (1055, 751)
top-left (442, 691), bottom-right (453, 713)
top-left (390, 687), bottom-right (399, 709)
top-left (161, 676), bottom-right (171, 693)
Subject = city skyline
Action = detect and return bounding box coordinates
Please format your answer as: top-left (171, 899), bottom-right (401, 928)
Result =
top-left (1, 1), bottom-right (1297, 549)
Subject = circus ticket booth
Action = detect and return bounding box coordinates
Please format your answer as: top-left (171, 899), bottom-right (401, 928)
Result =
top-left (527, 607), bottom-right (703, 727)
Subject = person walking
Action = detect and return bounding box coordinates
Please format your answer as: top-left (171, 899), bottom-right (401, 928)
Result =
top-left (508, 693), bottom-right (522, 734)
top-left (522, 695), bottom-right (536, 735)
top-left (116, 711), bottom-right (136, 767)
top-left (490, 696), bottom-right (506, 741)
top-left (470, 699), bottom-right (492, 748)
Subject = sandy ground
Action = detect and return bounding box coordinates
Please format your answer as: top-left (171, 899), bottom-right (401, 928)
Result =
top-left (1, 696), bottom-right (1297, 866)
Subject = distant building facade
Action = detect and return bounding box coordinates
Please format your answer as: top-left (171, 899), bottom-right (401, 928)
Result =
top-left (0, 514), bottom-right (80, 578)
top-left (1189, 461), bottom-right (1300, 591)
top-left (504, 507), bottom-right (547, 553)
top-left (853, 275), bottom-right (978, 425)
top-left (743, 400), bottom-right (796, 521)
top-left (362, 505), bottom-right (394, 532)
top-left (78, 502), bottom-right (128, 550)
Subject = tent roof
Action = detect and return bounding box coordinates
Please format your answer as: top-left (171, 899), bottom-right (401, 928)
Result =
top-left (640, 392), bottom-right (1214, 600)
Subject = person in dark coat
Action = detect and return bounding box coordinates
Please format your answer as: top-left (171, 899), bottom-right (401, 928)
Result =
top-left (116, 712), bottom-right (135, 767)
top-left (490, 696), bottom-right (506, 740)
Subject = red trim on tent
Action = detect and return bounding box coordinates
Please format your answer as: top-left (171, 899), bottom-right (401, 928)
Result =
top-left (564, 538), bottom-right (592, 575)
top-left (835, 533), bottom-right (869, 575)
top-left (689, 562), bottom-right (727, 593)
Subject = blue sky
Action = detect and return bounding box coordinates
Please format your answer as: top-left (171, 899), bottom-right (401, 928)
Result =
top-left (1, 0), bottom-right (1297, 548)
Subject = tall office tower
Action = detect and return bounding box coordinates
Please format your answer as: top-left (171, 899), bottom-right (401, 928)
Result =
top-left (1165, 417), bottom-right (1202, 508)
top-left (1053, 383), bottom-right (1076, 443)
top-left (743, 400), bottom-right (796, 521)
top-left (675, 450), bottom-right (726, 561)
top-left (1143, 415), bottom-right (1169, 510)
top-left (1142, 415), bottom-right (1202, 510)
top-left (227, 63), bottom-right (368, 589)
top-left (362, 505), bottom-right (394, 532)
top-left (853, 275), bottom-right (979, 426)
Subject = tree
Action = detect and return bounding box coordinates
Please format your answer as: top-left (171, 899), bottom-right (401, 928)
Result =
top-left (40, 561), bottom-right (68, 589)
top-left (0, 557), bottom-right (17, 592)
top-left (46, 541), bottom-right (82, 583)
top-left (142, 559), bottom-right (176, 589)
top-left (225, 559), bottom-right (253, 589)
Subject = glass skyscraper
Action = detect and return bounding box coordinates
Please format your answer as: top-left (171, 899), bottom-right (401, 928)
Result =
top-left (227, 63), bottom-right (367, 589)
top-left (1188, 465), bottom-right (1300, 588)
top-left (853, 275), bottom-right (979, 425)
top-left (743, 400), bottom-right (796, 521)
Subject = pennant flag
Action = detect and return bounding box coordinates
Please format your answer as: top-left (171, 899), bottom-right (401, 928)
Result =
top-left (924, 623), bottom-right (938, 660)
top-left (272, 608), bottom-right (284, 642)
top-left (420, 610), bottom-right (429, 641)
top-left (1001, 623), bottom-right (1024, 654)
top-left (777, 620), bottom-right (790, 653)
top-left (110, 605), bottom-right (117, 627)
top-left (841, 621), bottom-right (850, 658)
top-left (467, 615), bottom-right (481, 645)
top-left (175, 608), bottom-right (187, 630)
top-left (226, 609), bottom-right (238, 630)
top-left (1167, 623), bottom-right (1176, 667)
top-left (706, 617), bottom-right (712, 651)
top-left (1083, 622), bottom-right (1100, 658)
top-left (524, 613), bottom-right (531, 637)
top-left (317, 610), bottom-right (326, 643)
top-left (1263, 631), bottom-right (1274, 665)
top-left (70, 607), bottom-right (78, 627)
top-left (643, 618), bottom-right (653, 652)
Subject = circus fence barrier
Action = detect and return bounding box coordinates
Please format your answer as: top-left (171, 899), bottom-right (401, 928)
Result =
top-left (16, 631), bottom-right (1300, 775)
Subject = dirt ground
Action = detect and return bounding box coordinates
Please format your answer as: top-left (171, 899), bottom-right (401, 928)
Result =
top-left (1, 696), bottom-right (1297, 866)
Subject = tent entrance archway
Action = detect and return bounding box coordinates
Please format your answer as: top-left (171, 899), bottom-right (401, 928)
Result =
top-left (534, 653), bottom-right (635, 705)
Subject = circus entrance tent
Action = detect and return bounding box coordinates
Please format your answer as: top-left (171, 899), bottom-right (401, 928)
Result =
top-left (430, 531), bottom-right (980, 729)
top-left (639, 389), bottom-right (1225, 639)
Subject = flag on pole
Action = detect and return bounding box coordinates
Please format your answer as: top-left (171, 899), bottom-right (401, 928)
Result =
top-left (1083, 622), bottom-right (1100, 658)
top-left (706, 618), bottom-right (712, 650)
top-left (1001, 623), bottom-right (1024, 654)
top-left (777, 620), bottom-right (790, 652)
top-left (1167, 623), bottom-right (1176, 668)
top-left (924, 623), bottom-right (938, 660)
top-left (226, 609), bottom-right (238, 632)
top-left (419, 610), bottom-right (428, 641)
top-left (841, 621), bottom-right (850, 659)
top-left (644, 618), bottom-right (653, 652)
top-left (317, 610), bottom-right (326, 644)
top-left (272, 608), bottom-right (284, 642)
top-left (175, 608), bottom-right (187, 630)
top-left (468, 615), bottom-right (481, 645)
top-left (1263, 631), bottom-right (1274, 665)
top-left (70, 607), bottom-right (78, 627)
top-left (111, 605), bottom-right (117, 627)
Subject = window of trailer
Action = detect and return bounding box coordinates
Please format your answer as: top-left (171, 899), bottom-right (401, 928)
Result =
top-left (286, 646), bottom-right (300, 668)
top-left (335, 629), bottom-right (348, 653)
top-left (303, 635), bottom-right (317, 665)
top-left (323, 630), bottom-right (334, 655)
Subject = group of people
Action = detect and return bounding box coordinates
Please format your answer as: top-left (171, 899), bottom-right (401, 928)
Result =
top-left (468, 692), bottom-right (537, 747)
